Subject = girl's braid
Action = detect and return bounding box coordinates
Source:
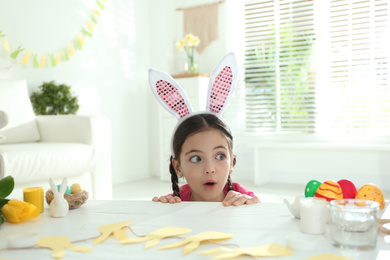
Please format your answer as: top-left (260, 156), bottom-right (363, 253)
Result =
top-left (227, 175), bottom-right (234, 191)
top-left (169, 156), bottom-right (181, 197)
top-left (227, 155), bottom-right (236, 191)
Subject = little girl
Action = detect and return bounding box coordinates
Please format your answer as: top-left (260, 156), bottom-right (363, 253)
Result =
top-left (149, 53), bottom-right (259, 206)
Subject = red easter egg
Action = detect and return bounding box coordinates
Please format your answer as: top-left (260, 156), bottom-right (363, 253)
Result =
top-left (337, 179), bottom-right (357, 199)
top-left (314, 180), bottom-right (343, 202)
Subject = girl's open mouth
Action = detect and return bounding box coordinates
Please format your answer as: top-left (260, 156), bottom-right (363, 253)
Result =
top-left (204, 181), bottom-right (216, 189)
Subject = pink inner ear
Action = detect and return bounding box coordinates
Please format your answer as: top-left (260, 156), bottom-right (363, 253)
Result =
top-left (209, 66), bottom-right (233, 113)
top-left (156, 80), bottom-right (190, 118)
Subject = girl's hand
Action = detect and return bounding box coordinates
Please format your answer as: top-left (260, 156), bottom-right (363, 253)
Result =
top-left (222, 190), bottom-right (259, 207)
top-left (152, 195), bottom-right (182, 204)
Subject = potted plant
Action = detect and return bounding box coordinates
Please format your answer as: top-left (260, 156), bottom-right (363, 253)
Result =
top-left (30, 81), bottom-right (79, 115)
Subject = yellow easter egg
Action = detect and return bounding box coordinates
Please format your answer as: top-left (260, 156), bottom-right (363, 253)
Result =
top-left (314, 180), bottom-right (343, 202)
top-left (355, 183), bottom-right (385, 210)
top-left (71, 183), bottom-right (83, 194)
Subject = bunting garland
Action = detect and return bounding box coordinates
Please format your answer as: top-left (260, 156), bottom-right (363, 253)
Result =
top-left (0, 0), bottom-right (107, 68)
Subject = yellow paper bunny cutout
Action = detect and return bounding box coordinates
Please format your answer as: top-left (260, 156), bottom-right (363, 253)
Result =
top-left (37, 236), bottom-right (92, 259)
top-left (305, 254), bottom-right (354, 260)
top-left (121, 227), bottom-right (192, 249)
top-left (159, 231), bottom-right (233, 255)
top-left (199, 244), bottom-right (294, 259)
top-left (93, 220), bottom-right (131, 245)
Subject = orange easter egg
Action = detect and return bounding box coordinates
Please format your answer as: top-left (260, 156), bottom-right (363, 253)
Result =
top-left (355, 183), bottom-right (385, 210)
top-left (314, 180), bottom-right (343, 202)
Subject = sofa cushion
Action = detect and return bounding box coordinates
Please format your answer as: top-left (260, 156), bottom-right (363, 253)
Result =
top-left (0, 142), bottom-right (95, 185)
top-left (0, 80), bottom-right (40, 144)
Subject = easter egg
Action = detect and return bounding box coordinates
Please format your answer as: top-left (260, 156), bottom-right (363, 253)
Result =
top-left (71, 183), bottom-right (83, 194)
top-left (304, 180), bottom-right (322, 197)
top-left (355, 183), bottom-right (385, 210)
top-left (56, 184), bottom-right (72, 194)
top-left (337, 179), bottom-right (357, 199)
top-left (314, 180), bottom-right (343, 202)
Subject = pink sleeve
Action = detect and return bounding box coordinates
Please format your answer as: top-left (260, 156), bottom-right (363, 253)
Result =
top-left (166, 184), bottom-right (192, 201)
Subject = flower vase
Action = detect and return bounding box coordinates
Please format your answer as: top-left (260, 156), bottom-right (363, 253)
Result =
top-left (184, 47), bottom-right (199, 74)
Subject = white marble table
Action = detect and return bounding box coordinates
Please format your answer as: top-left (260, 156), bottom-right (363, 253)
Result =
top-left (0, 200), bottom-right (389, 259)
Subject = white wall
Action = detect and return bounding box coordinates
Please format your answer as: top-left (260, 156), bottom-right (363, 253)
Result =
top-left (0, 0), bottom-right (152, 185)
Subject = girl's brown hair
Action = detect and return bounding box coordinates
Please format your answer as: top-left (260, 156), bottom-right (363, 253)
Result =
top-left (169, 113), bottom-right (236, 197)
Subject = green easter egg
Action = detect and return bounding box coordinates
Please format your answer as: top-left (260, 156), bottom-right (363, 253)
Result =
top-left (304, 180), bottom-right (322, 197)
top-left (56, 184), bottom-right (72, 194)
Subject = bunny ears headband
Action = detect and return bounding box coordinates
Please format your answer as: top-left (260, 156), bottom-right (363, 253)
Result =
top-left (149, 52), bottom-right (238, 155)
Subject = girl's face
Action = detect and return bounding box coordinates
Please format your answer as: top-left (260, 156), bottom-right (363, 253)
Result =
top-left (173, 128), bottom-right (234, 202)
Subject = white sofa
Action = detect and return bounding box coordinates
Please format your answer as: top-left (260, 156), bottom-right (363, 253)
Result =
top-left (0, 79), bottom-right (112, 200)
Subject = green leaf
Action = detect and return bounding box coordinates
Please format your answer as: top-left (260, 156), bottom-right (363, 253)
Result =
top-left (0, 176), bottom-right (14, 198)
top-left (0, 213), bottom-right (4, 226)
top-left (0, 198), bottom-right (10, 208)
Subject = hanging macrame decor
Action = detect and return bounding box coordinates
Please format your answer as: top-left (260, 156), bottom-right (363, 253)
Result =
top-left (0, 0), bottom-right (107, 68)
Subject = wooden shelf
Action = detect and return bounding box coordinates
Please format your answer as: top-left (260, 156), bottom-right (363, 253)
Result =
top-left (172, 73), bottom-right (210, 79)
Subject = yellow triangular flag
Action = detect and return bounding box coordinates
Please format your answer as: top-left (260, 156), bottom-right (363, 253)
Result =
top-left (93, 8), bottom-right (101, 17)
top-left (77, 33), bottom-right (86, 46)
top-left (86, 20), bottom-right (95, 32)
top-left (56, 52), bottom-right (62, 64)
top-left (22, 49), bottom-right (32, 65)
top-left (69, 44), bottom-right (75, 56)
top-left (39, 54), bottom-right (47, 68)
top-left (4, 38), bottom-right (10, 52)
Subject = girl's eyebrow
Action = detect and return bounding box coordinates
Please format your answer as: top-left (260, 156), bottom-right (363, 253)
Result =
top-left (185, 149), bottom-right (202, 156)
top-left (185, 146), bottom-right (227, 156)
top-left (214, 145), bottom-right (227, 150)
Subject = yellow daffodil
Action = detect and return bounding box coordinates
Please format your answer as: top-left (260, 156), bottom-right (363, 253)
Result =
top-left (175, 33), bottom-right (200, 73)
top-left (185, 34), bottom-right (194, 44)
top-left (191, 36), bottom-right (200, 46)
top-left (2, 199), bottom-right (39, 224)
top-left (176, 34), bottom-right (200, 49)
top-left (175, 39), bottom-right (185, 50)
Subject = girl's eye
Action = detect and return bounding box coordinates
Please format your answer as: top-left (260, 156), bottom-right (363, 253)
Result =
top-left (216, 153), bottom-right (226, 160)
top-left (190, 156), bottom-right (201, 163)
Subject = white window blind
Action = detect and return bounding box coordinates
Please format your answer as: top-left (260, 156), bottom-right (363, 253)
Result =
top-left (325, 0), bottom-right (389, 135)
top-left (244, 0), bottom-right (390, 137)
